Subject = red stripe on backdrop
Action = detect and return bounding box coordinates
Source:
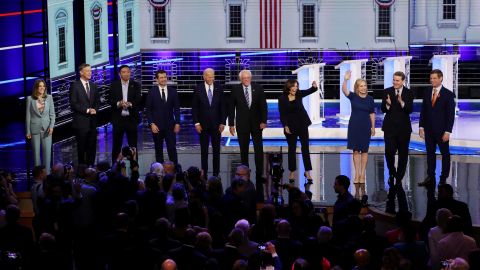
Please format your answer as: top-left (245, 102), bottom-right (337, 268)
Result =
top-left (279, 0), bottom-right (282, 48)
top-left (274, 0), bottom-right (277, 48)
top-left (260, 0), bottom-right (263, 48)
top-left (269, 0), bottom-right (273, 48)
top-left (264, 0), bottom-right (268, 48)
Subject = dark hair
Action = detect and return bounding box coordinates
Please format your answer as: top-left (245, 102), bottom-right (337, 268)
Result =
top-left (78, 63), bottom-right (91, 72)
top-left (283, 79), bottom-right (299, 95)
top-left (144, 173), bottom-right (160, 191)
top-left (31, 79), bottom-right (47, 99)
top-left (430, 69), bottom-right (443, 78)
top-left (162, 173), bottom-right (175, 192)
top-left (5, 204), bottom-right (21, 224)
top-left (438, 183), bottom-right (454, 197)
top-left (292, 258), bottom-right (310, 270)
top-left (446, 215), bottom-right (464, 233)
top-left (32, 165), bottom-right (46, 178)
top-left (335, 175), bottom-right (350, 190)
top-left (231, 177), bottom-right (246, 191)
top-left (155, 69), bottom-right (167, 79)
top-left (118, 65), bottom-right (130, 72)
top-left (393, 71), bottom-right (406, 81)
top-left (172, 183), bottom-right (186, 201)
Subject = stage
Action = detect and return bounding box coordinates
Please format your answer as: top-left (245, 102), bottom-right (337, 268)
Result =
top-left (1, 99), bottom-right (480, 224)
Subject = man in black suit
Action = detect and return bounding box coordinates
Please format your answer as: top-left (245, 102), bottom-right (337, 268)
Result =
top-left (192, 68), bottom-right (226, 176)
top-left (381, 71), bottom-right (413, 214)
top-left (109, 65), bottom-right (142, 162)
top-left (418, 69), bottom-right (456, 201)
top-left (69, 63), bottom-right (100, 166)
top-left (229, 69), bottom-right (268, 181)
top-left (145, 70), bottom-right (180, 164)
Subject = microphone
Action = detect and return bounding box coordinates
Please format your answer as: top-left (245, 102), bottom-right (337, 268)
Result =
top-left (346, 42), bottom-right (351, 60)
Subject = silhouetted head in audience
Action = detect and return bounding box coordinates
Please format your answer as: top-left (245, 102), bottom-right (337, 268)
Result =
top-left (144, 173), bottom-right (160, 192)
top-left (50, 163), bottom-right (65, 179)
top-left (32, 165), bottom-right (47, 181)
top-left (291, 199), bottom-right (308, 218)
top-left (231, 178), bottom-right (247, 196)
top-left (362, 214), bottom-right (376, 233)
top-left (438, 184), bottom-right (454, 200)
top-left (163, 161), bottom-right (175, 175)
top-left (5, 204), bottom-right (20, 224)
top-left (154, 218), bottom-right (171, 238)
top-left (207, 176), bottom-right (224, 199)
top-left (228, 228), bottom-right (245, 248)
top-left (447, 257), bottom-right (470, 270)
top-left (234, 219), bottom-right (251, 242)
top-left (38, 233), bottom-right (56, 251)
top-left (232, 259), bottom-right (248, 270)
top-left (161, 259), bottom-right (177, 270)
top-left (354, 249), bottom-right (371, 268)
top-left (195, 231), bottom-right (213, 252)
top-left (276, 219), bottom-right (291, 238)
top-left (334, 175), bottom-right (350, 195)
top-left (436, 208), bottom-right (452, 231)
top-left (395, 210), bottom-right (413, 228)
top-left (183, 228), bottom-right (197, 246)
top-left (317, 226), bottom-right (333, 244)
top-left (76, 164), bottom-right (89, 179)
top-left (96, 160), bottom-right (111, 172)
top-left (292, 258), bottom-right (310, 270)
top-left (115, 212), bottom-right (129, 231)
top-left (186, 166), bottom-right (202, 188)
top-left (258, 203), bottom-right (276, 224)
top-left (235, 165), bottom-right (251, 181)
top-left (84, 167), bottom-right (97, 183)
top-left (172, 183), bottom-right (187, 202)
top-left (445, 215), bottom-right (464, 233)
top-left (150, 162), bottom-right (164, 178)
top-left (162, 173), bottom-right (175, 192)
top-left (382, 247), bottom-right (403, 269)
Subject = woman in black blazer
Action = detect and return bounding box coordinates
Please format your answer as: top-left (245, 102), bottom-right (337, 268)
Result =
top-left (278, 79), bottom-right (318, 185)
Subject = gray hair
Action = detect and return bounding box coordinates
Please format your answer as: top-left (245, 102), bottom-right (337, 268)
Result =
top-left (203, 68), bottom-right (215, 76)
top-left (238, 69), bottom-right (252, 80)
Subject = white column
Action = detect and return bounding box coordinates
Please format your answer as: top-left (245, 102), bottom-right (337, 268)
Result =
top-left (411, 0), bottom-right (428, 42)
top-left (466, 0), bottom-right (480, 42)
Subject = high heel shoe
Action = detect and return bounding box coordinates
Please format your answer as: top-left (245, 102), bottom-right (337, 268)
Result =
top-left (304, 172), bottom-right (313, 186)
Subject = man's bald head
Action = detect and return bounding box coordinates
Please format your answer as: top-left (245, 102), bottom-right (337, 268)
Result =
top-left (161, 259), bottom-right (177, 270)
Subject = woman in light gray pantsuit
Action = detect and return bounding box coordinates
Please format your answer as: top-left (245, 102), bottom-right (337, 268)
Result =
top-left (26, 79), bottom-right (55, 173)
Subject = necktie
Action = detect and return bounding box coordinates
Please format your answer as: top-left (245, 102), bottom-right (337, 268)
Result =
top-left (431, 88), bottom-right (439, 107)
top-left (161, 88), bottom-right (166, 103)
top-left (85, 82), bottom-right (90, 100)
top-left (208, 86), bottom-right (213, 106)
top-left (244, 87), bottom-right (250, 108)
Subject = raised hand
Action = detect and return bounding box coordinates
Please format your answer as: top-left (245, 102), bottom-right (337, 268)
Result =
top-left (344, 70), bottom-right (352, 81)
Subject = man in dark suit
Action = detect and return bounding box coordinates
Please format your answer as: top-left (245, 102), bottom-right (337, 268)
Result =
top-left (418, 69), bottom-right (456, 201)
top-left (192, 68), bottom-right (226, 176)
top-left (145, 70), bottom-right (180, 164)
top-left (109, 65), bottom-right (142, 162)
top-left (69, 63), bottom-right (100, 166)
top-left (381, 71), bottom-right (414, 214)
top-left (229, 69), bottom-right (268, 182)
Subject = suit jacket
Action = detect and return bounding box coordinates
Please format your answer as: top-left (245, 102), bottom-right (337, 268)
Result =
top-left (191, 82), bottom-right (226, 130)
top-left (108, 79), bottom-right (142, 124)
top-left (381, 86), bottom-right (414, 136)
top-left (145, 85), bottom-right (180, 130)
top-left (228, 83), bottom-right (267, 132)
top-left (69, 80), bottom-right (100, 130)
top-left (419, 86), bottom-right (455, 140)
top-left (278, 87), bottom-right (317, 133)
top-left (25, 95), bottom-right (55, 135)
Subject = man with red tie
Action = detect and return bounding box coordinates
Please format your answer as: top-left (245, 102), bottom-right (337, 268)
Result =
top-left (418, 69), bottom-right (455, 201)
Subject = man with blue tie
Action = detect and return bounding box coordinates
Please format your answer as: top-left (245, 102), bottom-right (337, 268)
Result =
top-left (229, 69), bottom-right (268, 183)
top-left (145, 70), bottom-right (180, 164)
top-left (418, 69), bottom-right (455, 200)
top-left (192, 68), bottom-right (226, 177)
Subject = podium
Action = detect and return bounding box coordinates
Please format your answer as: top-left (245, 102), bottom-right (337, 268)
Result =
top-left (431, 54), bottom-right (460, 113)
top-left (292, 63), bottom-right (326, 124)
top-left (335, 59), bottom-right (368, 124)
top-left (382, 56), bottom-right (413, 89)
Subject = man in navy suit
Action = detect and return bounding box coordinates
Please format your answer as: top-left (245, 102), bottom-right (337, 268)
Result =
top-left (109, 65), bottom-right (142, 162)
top-left (381, 71), bottom-right (413, 214)
top-left (418, 69), bottom-right (455, 200)
top-left (69, 63), bottom-right (100, 166)
top-left (192, 68), bottom-right (226, 176)
top-left (145, 70), bottom-right (180, 164)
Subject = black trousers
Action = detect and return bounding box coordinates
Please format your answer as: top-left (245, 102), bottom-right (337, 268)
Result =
top-left (112, 118), bottom-right (138, 162)
top-left (384, 132), bottom-right (411, 181)
top-left (237, 129), bottom-right (264, 174)
top-left (386, 184), bottom-right (408, 213)
top-left (199, 127), bottom-right (221, 176)
top-left (285, 126), bottom-right (312, 172)
top-left (152, 129), bottom-right (178, 164)
top-left (425, 132), bottom-right (450, 180)
top-left (75, 127), bottom-right (97, 166)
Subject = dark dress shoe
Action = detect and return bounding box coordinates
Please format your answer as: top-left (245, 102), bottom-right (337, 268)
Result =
top-left (418, 176), bottom-right (433, 187)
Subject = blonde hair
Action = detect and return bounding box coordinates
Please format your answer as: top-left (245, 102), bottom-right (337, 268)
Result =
top-left (354, 79), bottom-right (367, 95)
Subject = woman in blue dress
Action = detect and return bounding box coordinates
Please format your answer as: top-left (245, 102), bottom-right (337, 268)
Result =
top-left (342, 71), bottom-right (375, 197)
